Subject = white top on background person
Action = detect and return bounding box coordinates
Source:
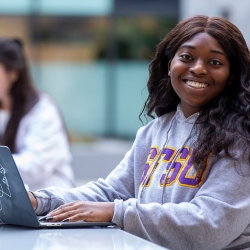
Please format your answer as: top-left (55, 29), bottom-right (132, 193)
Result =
top-left (13, 93), bottom-right (74, 190)
top-left (0, 37), bottom-right (75, 190)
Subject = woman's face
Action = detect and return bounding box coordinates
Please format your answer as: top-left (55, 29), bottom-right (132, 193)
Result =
top-left (168, 32), bottom-right (231, 117)
top-left (0, 63), bottom-right (17, 101)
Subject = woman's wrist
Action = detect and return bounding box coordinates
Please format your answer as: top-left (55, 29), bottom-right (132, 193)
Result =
top-left (27, 191), bottom-right (38, 210)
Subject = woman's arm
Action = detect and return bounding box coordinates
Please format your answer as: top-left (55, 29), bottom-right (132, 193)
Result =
top-left (27, 191), bottom-right (114, 222)
top-left (31, 140), bottom-right (138, 215)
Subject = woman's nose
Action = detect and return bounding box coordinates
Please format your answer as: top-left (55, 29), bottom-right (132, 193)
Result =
top-left (189, 60), bottom-right (208, 75)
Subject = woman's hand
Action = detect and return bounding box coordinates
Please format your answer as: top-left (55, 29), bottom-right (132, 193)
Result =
top-left (45, 201), bottom-right (114, 222)
top-left (27, 191), bottom-right (38, 210)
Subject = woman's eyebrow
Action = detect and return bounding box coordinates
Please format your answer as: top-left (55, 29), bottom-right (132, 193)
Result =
top-left (210, 49), bottom-right (227, 57)
top-left (178, 44), bottom-right (195, 50)
top-left (179, 45), bottom-right (226, 57)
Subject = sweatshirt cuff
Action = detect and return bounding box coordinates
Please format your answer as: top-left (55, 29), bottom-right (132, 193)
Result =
top-left (112, 199), bottom-right (124, 228)
top-left (32, 191), bottom-right (51, 215)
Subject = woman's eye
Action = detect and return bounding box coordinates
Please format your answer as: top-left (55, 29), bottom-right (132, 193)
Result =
top-left (180, 54), bottom-right (192, 60)
top-left (210, 59), bottom-right (222, 65)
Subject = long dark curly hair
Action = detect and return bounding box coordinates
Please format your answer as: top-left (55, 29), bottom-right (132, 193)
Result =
top-left (142, 15), bottom-right (250, 171)
top-left (0, 38), bottom-right (39, 153)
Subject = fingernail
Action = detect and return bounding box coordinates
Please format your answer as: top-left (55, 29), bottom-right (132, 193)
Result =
top-left (62, 218), bottom-right (69, 222)
top-left (38, 216), bottom-right (48, 221)
top-left (45, 216), bottom-right (54, 221)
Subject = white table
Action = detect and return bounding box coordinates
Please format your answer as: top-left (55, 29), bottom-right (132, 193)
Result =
top-left (0, 225), bottom-right (167, 250)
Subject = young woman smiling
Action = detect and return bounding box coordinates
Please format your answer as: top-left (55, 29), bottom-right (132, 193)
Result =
top-left (28, 15), bottom-right (250, 250)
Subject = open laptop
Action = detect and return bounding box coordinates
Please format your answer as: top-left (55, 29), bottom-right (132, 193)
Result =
top-left (0, 146), bottom-right (115, 228)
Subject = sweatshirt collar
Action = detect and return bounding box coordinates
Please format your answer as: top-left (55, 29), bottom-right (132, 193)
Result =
top-left (176, 103), bottom-right (199, 124)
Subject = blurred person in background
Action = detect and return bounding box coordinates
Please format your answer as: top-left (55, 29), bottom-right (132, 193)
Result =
top-left (0, 37), bottom-right (75, 190)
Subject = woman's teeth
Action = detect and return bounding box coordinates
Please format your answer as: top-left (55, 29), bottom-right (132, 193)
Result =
top-left (186, 80), bottom-right (208, 88)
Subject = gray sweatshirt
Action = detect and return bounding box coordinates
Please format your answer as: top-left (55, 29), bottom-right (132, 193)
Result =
top-left (34, 105), bottom-right (250, 250)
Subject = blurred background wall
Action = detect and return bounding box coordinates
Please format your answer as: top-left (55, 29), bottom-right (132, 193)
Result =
top-left (0, 0), bottom-right (178, 184)
top-left (180, 0), bottom-right (250, 47)
top-left (1, 0), bottom-right (249, 184)
top-left (0, 0), bottom-right (178, 140)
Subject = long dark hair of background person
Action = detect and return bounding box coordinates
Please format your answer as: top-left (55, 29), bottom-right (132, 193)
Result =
top-left (0, 38), bottom-right (39, 153)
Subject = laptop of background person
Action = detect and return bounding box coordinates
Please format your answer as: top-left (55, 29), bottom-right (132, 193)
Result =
top-left (0, 146), bottom-right (115, 228)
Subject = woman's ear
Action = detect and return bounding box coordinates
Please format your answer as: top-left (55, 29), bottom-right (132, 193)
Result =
top-left (168, 61), bottom-right (171, 76)
top-left (8, 70), bottom-right (18, 84)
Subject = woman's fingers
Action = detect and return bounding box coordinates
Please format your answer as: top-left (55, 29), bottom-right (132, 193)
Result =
top-left (44, 201), bottom-right (114, 222)
top-left (47, 202), bottom-right (76, 215)
top-left (47, 209), bottom-right (83, 222)
top-left (46, 202), bottom-right (79, 221)
top-left (64, 213), bottom-right (86, 222)
top-left (46, 203), bottom-right (77, 218)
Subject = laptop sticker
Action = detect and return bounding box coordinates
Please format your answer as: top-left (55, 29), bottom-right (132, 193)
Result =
top-left (0, 164), bottom-right (11, 223)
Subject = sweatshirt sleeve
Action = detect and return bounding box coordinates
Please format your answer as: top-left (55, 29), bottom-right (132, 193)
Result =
top-left (12, 96), bottom-right (72, 187)
top-left (112, 156), bottom-right (250, 250)
top-left (34, 142), bottom-right (137, 215)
